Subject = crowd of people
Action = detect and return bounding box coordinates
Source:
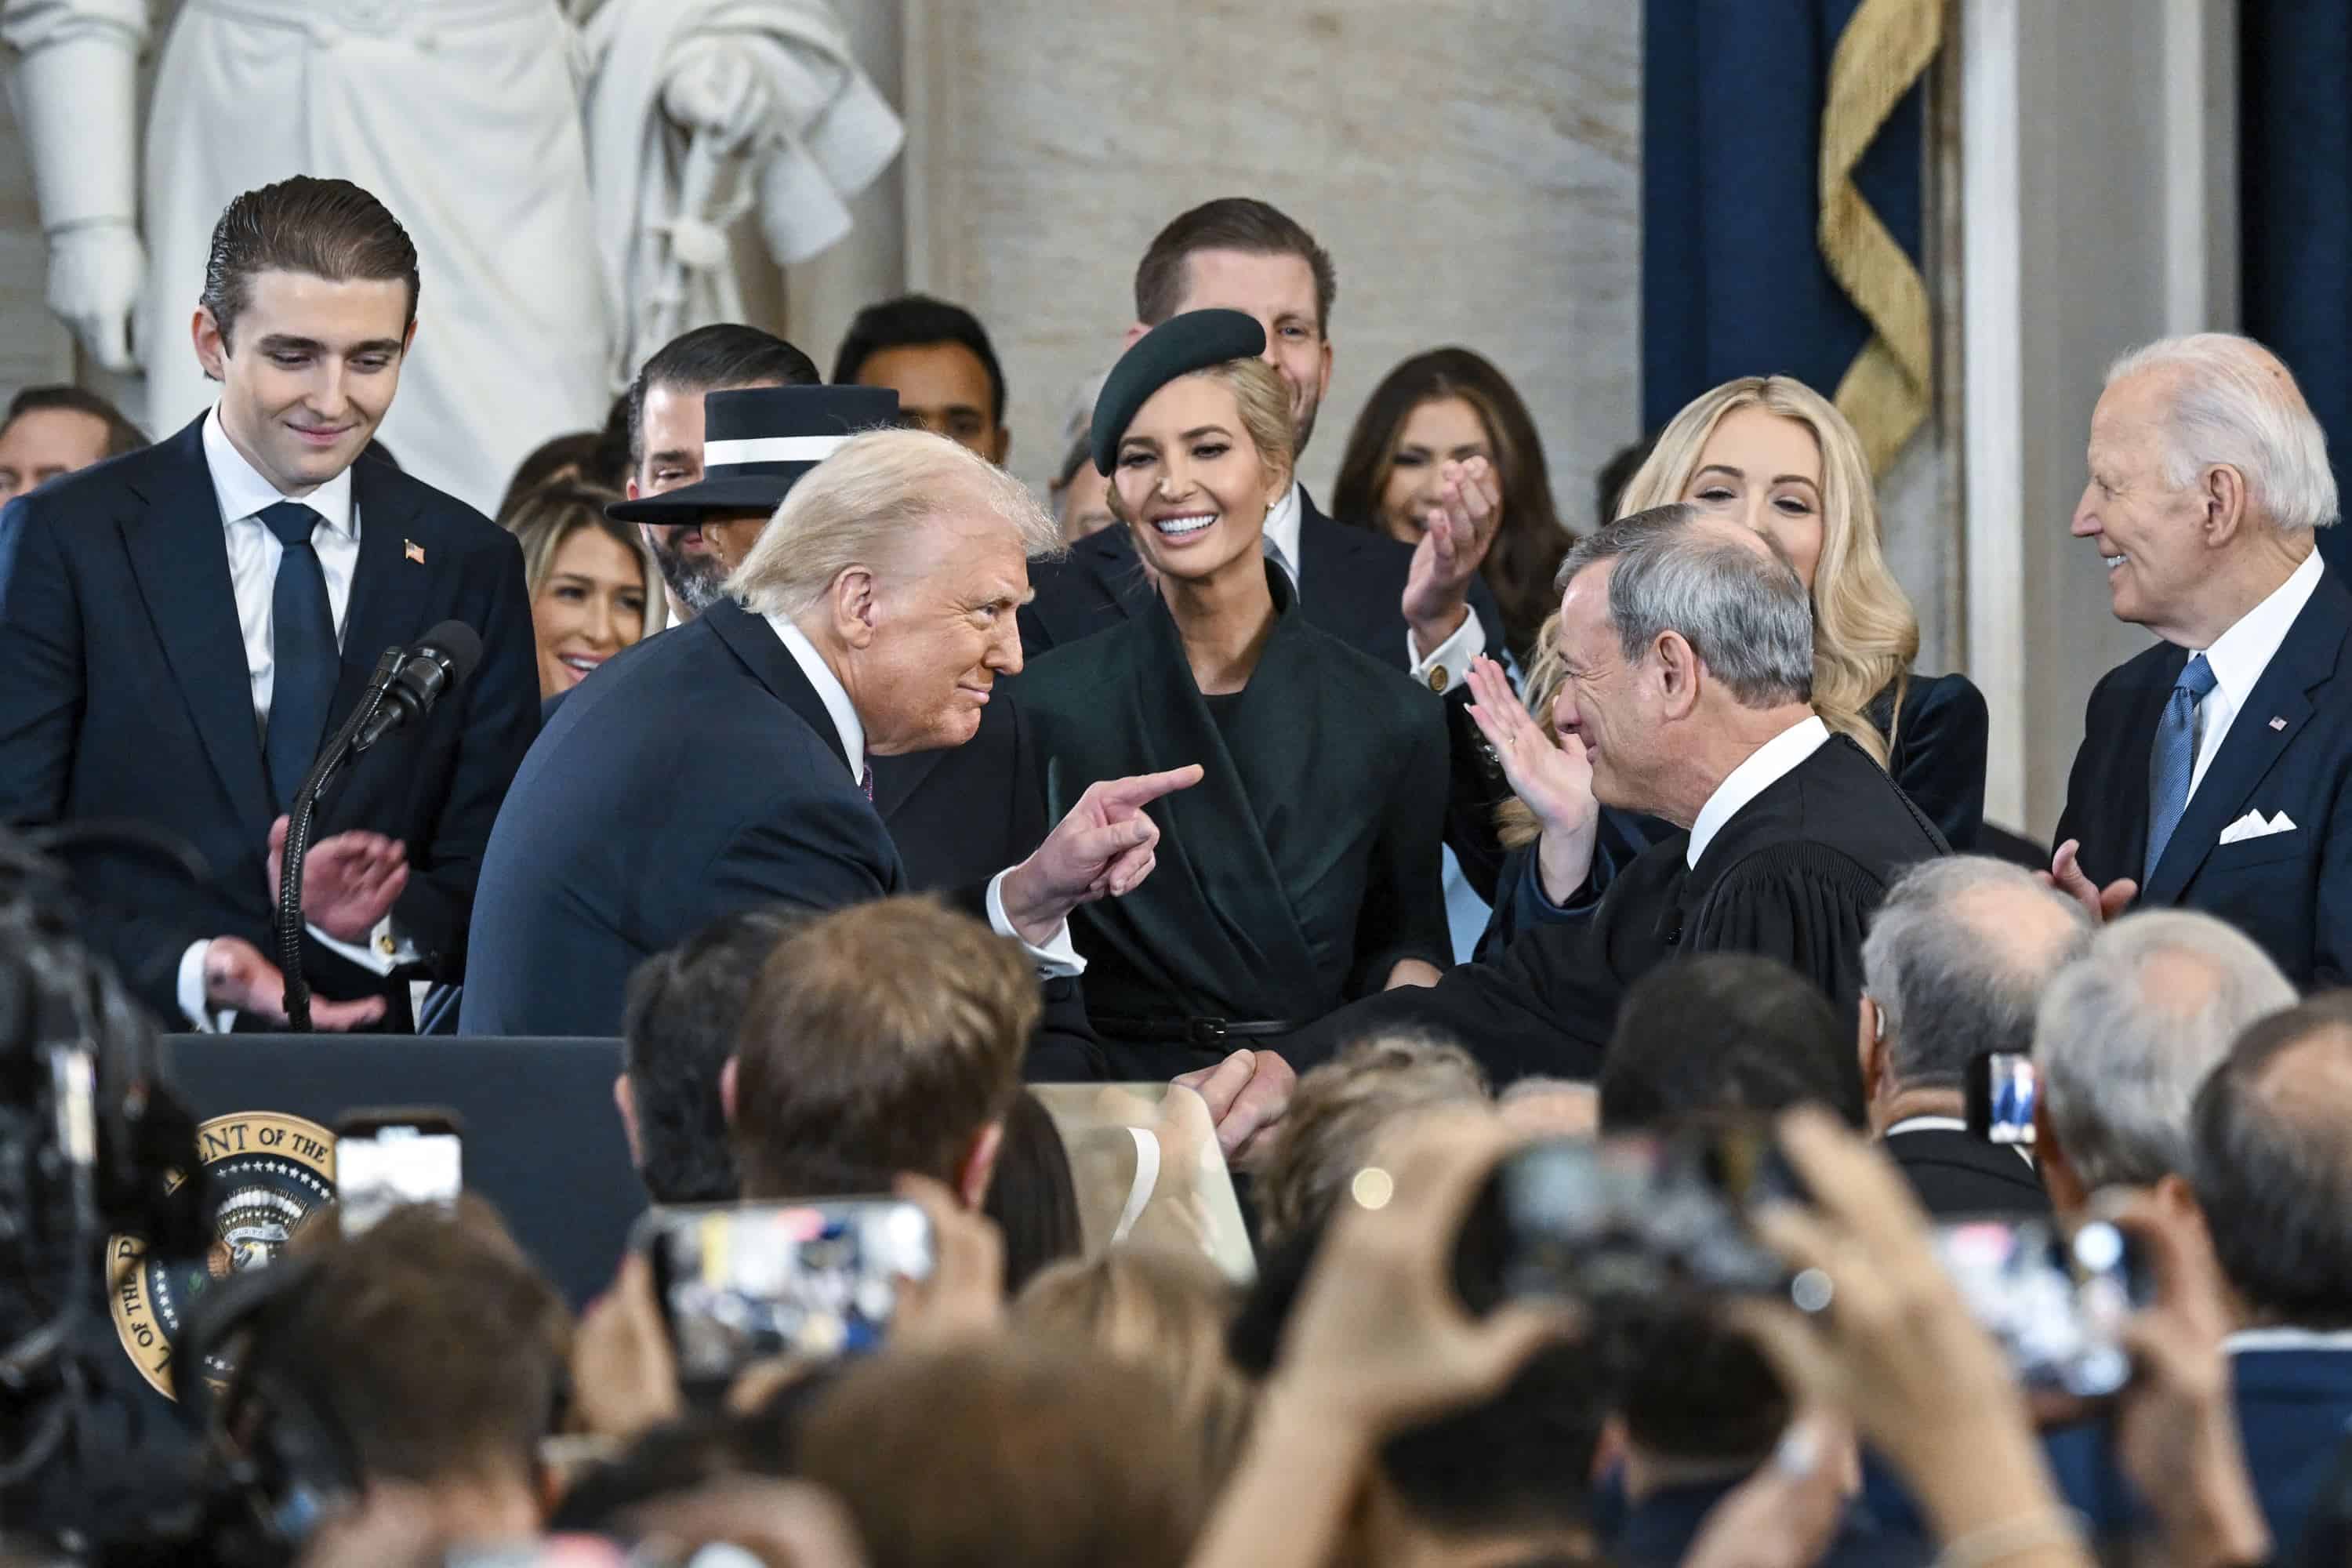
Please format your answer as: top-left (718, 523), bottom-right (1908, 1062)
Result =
top-left (2, 165), bottom-right (2350, 1567)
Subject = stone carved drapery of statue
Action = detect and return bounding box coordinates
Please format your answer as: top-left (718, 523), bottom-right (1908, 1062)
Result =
top-left (0, 0), bottom-right (902, 511)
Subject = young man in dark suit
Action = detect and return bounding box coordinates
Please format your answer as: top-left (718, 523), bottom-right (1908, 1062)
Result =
top-left (0, 176), bottom-right (538, 1031)
top-left (2049, 332), bottom-right (2352, 989)
top-left (1855, 858), bottom-right (2088, 1218)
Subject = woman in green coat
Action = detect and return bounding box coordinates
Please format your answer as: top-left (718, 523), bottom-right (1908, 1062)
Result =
top-left (1018, 310), bottom-right (1452, 1076)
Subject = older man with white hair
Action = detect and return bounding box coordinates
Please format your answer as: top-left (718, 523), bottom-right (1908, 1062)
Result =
top-left (461, 424), bottom-right (1200, 1048)
top-left (1857, 856), bottom-right (2089, 1217)
top-left (2032, 907), bottom-right (2296, 1218)
top-left (2049, 332), bottom-right (2351, 988)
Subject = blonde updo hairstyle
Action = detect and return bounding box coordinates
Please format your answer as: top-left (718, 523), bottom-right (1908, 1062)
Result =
top-left (1498, 376), bottom-right (1918, 850)
top-left (1104, 357), bottom-right (1296, 527)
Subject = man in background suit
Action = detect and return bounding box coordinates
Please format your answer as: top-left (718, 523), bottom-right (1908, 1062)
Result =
top-left (0, 176), bottom-right (537, 1030)
top-left (463, 426), bottom-right (1193, 1076)
top-left (2182, 995), bottom-right (2352, 1548)
top-left (2051, 332), bottom-right (2351, 989)
top-left (1855, 857), bottom-right (2088, 1218)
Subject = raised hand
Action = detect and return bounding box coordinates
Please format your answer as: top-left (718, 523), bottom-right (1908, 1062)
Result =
top-left (1465, 655), bottom-right (1599, 901)
top-left (997, 764), bottom-right (1204, 943)
top-left (2040, 839), bottom-right (2135, 926)
top-left (270, 815), bottom-right (408, 944)
top-left (1402, 456), bottom-right (1502, 657)
top-left (201, 936), bottom-right (387, 1030)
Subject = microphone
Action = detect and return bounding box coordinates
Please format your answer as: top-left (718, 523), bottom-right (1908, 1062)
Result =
top-left (354, 620), bottom-right (483, 753)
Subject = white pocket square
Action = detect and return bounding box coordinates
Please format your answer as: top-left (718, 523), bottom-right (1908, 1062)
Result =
top-left (2219, 809), bottom-right (2299, 845)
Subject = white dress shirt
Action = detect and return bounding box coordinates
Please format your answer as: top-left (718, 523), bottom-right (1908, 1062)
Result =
top-left (1261, 482), bottom-right (1486, 693)
top-left (1686, 716), bottom-right (1831, 868)
top-left (763, 612), bottom-right (1084, 977)
top-left (1884, 1113), bottom-right (2035, 1169)
top-left (176, 408), bottom-right (406, 1030)
top-left (2185, 550), bottom-right (2326, 800)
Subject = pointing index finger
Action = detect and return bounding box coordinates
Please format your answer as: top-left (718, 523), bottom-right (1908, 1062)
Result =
top-left (1099, 764), bottom-right (1204, 809)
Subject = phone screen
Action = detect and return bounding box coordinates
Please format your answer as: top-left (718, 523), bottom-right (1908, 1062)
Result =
top-left (1934, 1217), bottom-right (2147, 1396)
top-left (336, 1123), bottom-right (463, 1235)
top-left (643, 1200), bottom-right (935, 1388)
top-left (1967, 1052), bottom-right (2040, 1146)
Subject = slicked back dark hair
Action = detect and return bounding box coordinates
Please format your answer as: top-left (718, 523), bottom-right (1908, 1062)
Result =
top-left (201, 176), bottom-right (419, 350)
top-left (2, 384), bottom-right (146, 458)
top-left (626, 324), bottom-right (821, 470)
top-left (831, 294), bottom-right (1008, 429)
top-left (620, 906), bottom-right (806, 1205)
top-left (1133, 198), bottom-right (1337, 334)
top-left (2191, 993), bottom-right (2352, 1328)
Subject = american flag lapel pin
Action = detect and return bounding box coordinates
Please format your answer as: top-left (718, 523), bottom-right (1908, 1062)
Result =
top-left (404, 538), bottom-right (425, 564)
top-left (2270, 716), bottom-right (2288, 731)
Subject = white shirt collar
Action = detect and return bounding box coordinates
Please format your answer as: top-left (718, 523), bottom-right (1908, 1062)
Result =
top-left (762, 612), bottom-right (865, 782)
top-left (1686, 715), bottom-right (1831, 867)
top-left (2198, 549), bottom-right (2325, 707)
top-left (1261, 481), bottom-right (1305, 584)
top-left (1886, 1116), bottom-right (1969, 1137)
top-left (201, 405), bottom-right (358, 539)
top-left (2226, 1326), bottom-right (2352, 1355)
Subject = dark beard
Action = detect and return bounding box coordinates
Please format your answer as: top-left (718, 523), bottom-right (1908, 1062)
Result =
top-left (651, 537), bottom-right (728, 613)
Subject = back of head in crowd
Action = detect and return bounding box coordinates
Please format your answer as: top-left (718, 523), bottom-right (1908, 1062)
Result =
top-left (832, 293), bottom-right (1010, 463)
top-left (1254, 1030), bottom-right (1489, 1247)
top-left (1014, 1245), bottom-right (1251, 1483)
top-left (0, 383), bottom-right (145, 501)
top-left (2035, 908), bottom-right (2296, 1210)
top-left (2192, 993), bottom-right (2352, 1330)
top-left (726, 895), bottom-right (1038, 1205)
top-left (619, 906), bottom-right (804, 1205)
top-left (212, 1198), bottom-right (569, 1548)
top-left (1602, 951), bottom-right (1864, 1128)
top-left (1857, 856), bottom-right (2090, 1127)
top-left (793, 1339), bottom-right (1207, 1568)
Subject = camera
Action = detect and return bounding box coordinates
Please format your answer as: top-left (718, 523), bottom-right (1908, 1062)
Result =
top-left (1966, 1051), bottom-right (2039, 1146)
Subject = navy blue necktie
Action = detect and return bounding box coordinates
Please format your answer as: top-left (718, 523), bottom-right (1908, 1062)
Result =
top-left (2143, 653), bottom-right (2219, 882)
top-left (260, 501), bottom-right (336, 810)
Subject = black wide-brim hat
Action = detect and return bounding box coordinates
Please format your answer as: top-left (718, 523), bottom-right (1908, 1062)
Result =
top-left (607, 384), bottom-right (902, 522)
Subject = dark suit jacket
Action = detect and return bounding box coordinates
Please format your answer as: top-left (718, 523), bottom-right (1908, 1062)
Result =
top-left (0, 416), bottom-right (539, 1025)
top-left (1287, 735), bottom-right (1949, 1082)
top-left (2055, 566), bottom-right (2352, 989)
top-left (2232, 1345), bottom-right (2352, 1551)
top-left (459, 603), bottom-right (1105, 1075)
top-left (1882, 1126), bottom-right (2049, 1219)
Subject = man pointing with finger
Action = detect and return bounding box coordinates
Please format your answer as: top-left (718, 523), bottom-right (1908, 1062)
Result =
top-left (461, 427), bottom-right (1200, 1051)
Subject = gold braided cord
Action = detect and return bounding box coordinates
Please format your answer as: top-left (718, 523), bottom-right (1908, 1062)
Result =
top-left (1819, 0), bottom-right (1943, 475)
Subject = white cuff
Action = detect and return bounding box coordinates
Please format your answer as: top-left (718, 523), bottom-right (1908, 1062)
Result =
top-left (307, 915), bottom-right (416, 978)
top-left (177, 939), bottom-right (229, 1033)
top-left (985, 869), bottom-right (1087, 978)
top-left (1407, 609), bottom-right (1487, 695)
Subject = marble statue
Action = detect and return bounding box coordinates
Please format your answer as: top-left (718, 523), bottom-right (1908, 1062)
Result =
top-left (0, 0), bottom-right (901, 511)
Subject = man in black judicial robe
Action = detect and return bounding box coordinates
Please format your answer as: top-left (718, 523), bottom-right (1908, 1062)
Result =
top-left (1283, 506), bottom-right (1949, 1083)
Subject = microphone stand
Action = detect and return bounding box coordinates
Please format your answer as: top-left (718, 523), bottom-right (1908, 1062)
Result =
top-left (274, 648), bottom-right (403, 1033)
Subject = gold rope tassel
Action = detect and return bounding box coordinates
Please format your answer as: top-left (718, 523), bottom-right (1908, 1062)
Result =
top-left (1820, 0), bottom-right (1944, 476)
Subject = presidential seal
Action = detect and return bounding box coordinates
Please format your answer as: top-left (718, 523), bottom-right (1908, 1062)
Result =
top-left (109, 1111), bottom-right (338, 1401)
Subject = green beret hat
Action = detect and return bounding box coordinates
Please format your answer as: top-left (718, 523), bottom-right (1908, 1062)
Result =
top-left (1090, 309), bottom-right (1269, 477)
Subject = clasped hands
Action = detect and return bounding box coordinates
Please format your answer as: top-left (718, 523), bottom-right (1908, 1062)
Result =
top-left (201, 815), bottom-right (410, 1029)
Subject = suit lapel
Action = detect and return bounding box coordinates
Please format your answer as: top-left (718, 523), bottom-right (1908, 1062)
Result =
top-left (2144, 584), bottom-right (2349, 903)
top-left (706, 599), bottom-right (851, 773)
top-left (871, 737), bottom-right (947, 817)
top-left (119, 419), bottom-right (275, 843)
top-left (333, 463), bottom-right (433, 726)
top-left (1083, 525), bottom-right (1150, 619)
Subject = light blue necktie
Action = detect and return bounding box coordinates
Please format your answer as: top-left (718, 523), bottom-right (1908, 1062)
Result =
top-left (2143, 653), bottom-right (2218, 882)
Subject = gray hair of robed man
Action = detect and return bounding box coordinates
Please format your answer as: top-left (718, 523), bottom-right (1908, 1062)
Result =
top-left (2033, 908), bottom-right (2296, 1192)
top-left (1860, 856), bottom-right (2091, 1090)
top-left (1553, 501), bottom-right (1815, 706)
top-left (725, 427), bottom-right (1063, 619)
top-left (2105, 332), bottom-right (2339, 532)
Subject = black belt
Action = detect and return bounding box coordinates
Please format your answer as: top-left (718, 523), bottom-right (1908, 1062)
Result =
top-left (1093, 1014), bottom-right (1302, 1047)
